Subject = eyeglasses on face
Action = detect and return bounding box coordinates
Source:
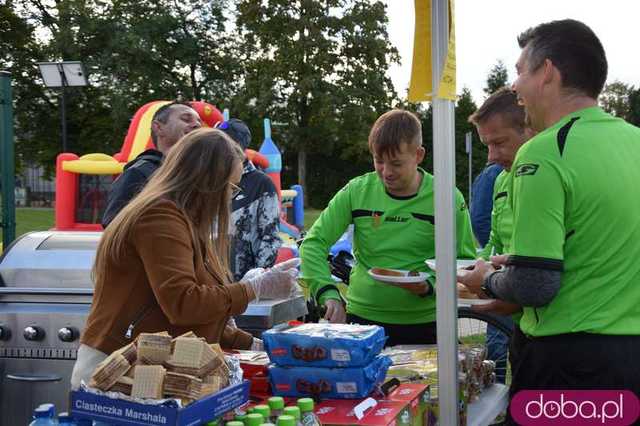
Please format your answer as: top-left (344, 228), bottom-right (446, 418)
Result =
top-left (229, 182), bottom-right (242, 198)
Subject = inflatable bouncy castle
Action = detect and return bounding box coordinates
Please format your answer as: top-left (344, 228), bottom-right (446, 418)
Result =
top-left (54, 101), bottom-right (303, 241)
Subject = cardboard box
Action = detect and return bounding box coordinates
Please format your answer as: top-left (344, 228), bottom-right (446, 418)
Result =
top-left (70, 380), bottom-right (250, 426)
top-left (316, 398), bottom-right (412, 426)
top-left (384, 384), bottom-right (431, 426)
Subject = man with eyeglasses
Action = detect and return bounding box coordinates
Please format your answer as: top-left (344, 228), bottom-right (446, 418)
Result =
top-left (102, 101), bottom-right (202, 228)
top-left (218, 119), bottom-right (282, 281)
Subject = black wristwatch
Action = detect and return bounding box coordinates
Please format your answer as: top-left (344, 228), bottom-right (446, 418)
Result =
top-left (419, 282), bottom-right (435, 298)
top-left (481, 282), bottom-right (497, 299)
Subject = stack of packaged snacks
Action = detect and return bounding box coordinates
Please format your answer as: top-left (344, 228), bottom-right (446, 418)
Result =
top-left (87, 331), bottom-right (234, 406)
top-left (382, 345), bottom-right (497, 425)
top-left (262, 323), bottom-right (391, 399)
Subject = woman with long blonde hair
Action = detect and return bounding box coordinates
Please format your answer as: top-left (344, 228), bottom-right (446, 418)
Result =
top-left (71, 128), bottom-right (298, 388)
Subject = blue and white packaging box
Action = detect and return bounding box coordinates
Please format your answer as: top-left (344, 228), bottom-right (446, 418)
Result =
top-left (70, 379), bottom-right (249, 426)
top-left (263, 323), bottom-right (386, 368)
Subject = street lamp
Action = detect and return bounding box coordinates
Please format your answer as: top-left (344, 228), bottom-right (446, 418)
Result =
top-left (37, 61), bottom-right (88, 153)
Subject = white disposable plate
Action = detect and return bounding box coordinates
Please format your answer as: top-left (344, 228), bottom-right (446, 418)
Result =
top-left (458, 298), bottom-right (495, 306)
top-left (425, 259), bottom-right (477, 271)
top-left (368, 268), bottom-right (428, 284)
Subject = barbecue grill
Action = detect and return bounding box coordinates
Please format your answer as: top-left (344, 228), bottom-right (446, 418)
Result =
top-left (0, 231), bottom-right (306, 425)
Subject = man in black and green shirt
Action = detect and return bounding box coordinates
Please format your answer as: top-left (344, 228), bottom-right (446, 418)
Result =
top-left (300, 110), bottom-right (476, 346)
top-left (469, 87), bottom-right (532, 384)
top-left (460, 19), bottom-right (640, 394)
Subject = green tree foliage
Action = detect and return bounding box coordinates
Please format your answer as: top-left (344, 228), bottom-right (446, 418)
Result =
top-left (233, 0), bottom-right (399, 207)
top-left (483, 60), bottom-right (509, 97)
top-left (628, 88), bottom-right (640, 126)
top-left (600, 81), bottom-right (633, 119)
top-left (454, 87), bottom-right (486, 200)
top-left (7, 0), bottom-right (235, 174)
top-left (1, 2), bottom-right (53, 175)
top-left (600, 80), bottom-right (640, 127)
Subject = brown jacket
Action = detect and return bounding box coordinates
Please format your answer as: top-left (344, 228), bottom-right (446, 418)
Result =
top-left (82, 200), bottom-right (254, 354)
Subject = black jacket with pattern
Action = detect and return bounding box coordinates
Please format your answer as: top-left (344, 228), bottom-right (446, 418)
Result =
top-left (230, 160), bottom-right (282, 281)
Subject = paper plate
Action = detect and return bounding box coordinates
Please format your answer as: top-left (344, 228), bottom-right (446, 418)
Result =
top-left (368, 268), bottom-right (428, 284)
top-left (425, 259), bottom-right (477, 271)
top-left (458, 298), bottom-right (495, 306)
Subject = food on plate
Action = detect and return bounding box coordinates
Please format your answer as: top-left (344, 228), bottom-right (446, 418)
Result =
top-left (371, 267), bottom-right (404, 277)
top-left (457, 282), bottom-right (479, 299)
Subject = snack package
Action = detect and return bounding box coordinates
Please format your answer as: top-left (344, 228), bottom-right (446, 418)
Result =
top-left (268, 354), bottom-right (392, 399)
top-left (263, 323), bottom-right (386, 368)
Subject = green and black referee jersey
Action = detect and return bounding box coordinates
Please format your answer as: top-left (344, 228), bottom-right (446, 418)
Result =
top-left (508, 106), bottom-right (640, 337)
top-left (300, 168), bottom-right (477, 325)
top-left (479, 169), bottom-right (513, 260)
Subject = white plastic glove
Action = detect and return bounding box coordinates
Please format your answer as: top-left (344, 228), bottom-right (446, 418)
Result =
top-left (271, 258), bottom-right (301, 272)
top-left (240, 267), bottom-right (266, 283)
top-left (251, 338), bottom-right (265, 351)
top-left (245, 259), bottom-right (300, 301)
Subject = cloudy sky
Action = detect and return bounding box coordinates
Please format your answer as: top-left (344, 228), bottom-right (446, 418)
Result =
top-left (383, 0), bottom-right (640, 103)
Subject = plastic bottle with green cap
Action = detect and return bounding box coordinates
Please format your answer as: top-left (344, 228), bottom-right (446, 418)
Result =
top-left (276, 415), bottom-right (295, 426)
top-left (283, 406), bottom-right (303, 426)
top-left (235, 414), bottom-right (248, 424)
top-left (268, 396), bottom-right (285, 423)
top-left (297, 398), bottom-right (321, 426)
top-left (246, 413), bottom-right (265, 426)
top-left (260, 423), bottom-right (276, 426)
top-left (227, 421), bottom-right (245, 426)
top-left (253, 405), bottom-right (272, 422)
top-left (204, 420), bottom-right (219, 426)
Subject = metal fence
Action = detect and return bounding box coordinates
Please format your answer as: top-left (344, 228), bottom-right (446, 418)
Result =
top-left (16, 164), bottom-right (55, 207)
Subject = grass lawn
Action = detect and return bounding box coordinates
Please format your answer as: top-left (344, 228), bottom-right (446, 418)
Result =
top-left (0, 208), bottom-right (55, 241)
top-left (1, 207), bottom-right (324, 242)
top-left (303, 208), bottom-right (323, 230)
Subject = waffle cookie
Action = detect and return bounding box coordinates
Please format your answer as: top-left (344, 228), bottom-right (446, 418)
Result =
top-left (109, 375), bottom-right (134, 395)
top-left (137, 333), bottom-right (172, 364)
top-left (89, 352), bottom-right (131, 391)
top-left (131, 365), bottom-right (166, 399)
top-left (164, 371), bottom-right (202, 400)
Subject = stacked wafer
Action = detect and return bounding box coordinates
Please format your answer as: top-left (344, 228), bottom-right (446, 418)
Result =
top-left (88, 330), bottom-right (229, 405)
top-left (137, 332), bottom-right (172, 364)
top-left (109, 376), bottom-right (134, 395)
top-left (164, 372), bottom-right (203, 400)
top-left (131, 365), bottom-right (166, 399)
top-left (165, 337), bottom-right (222, 377)
top-left (89, 352), bottom-right (131, 391)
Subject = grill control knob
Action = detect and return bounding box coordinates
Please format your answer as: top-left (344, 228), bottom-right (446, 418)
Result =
top-left (58, 327), bottom-right (78, 342)
top-left (23, 326), bottom-right (45, 341)
top-left (0, 325), bottom-right (10, 341)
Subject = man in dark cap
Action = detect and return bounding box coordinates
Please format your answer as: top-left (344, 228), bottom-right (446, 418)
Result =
top-left (217, 119), bottom-right (282, 280)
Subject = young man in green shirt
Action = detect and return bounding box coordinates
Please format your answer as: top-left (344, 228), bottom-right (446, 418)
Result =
top-left (468, 87), bottom-right (532, 384)
top-left (300, 109), bottom-right (476, 346)
top-left (460, 19), bottom-right (640, 394)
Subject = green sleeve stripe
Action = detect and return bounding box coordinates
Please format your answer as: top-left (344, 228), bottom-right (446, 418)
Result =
top-left (506, 255), bottom-right (564, 271)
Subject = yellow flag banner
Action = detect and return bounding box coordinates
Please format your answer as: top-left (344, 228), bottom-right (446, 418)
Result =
top-left (407, 0), bottom-right (456, 102)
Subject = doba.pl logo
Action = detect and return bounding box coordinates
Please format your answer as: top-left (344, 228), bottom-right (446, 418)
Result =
top-left (511, 391), bottom-right (640, 425)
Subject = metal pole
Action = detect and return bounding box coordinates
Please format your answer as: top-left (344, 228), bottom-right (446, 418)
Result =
top-left (59, 64), bottom-right (68, 153)
top-left (466, 131), bottom-right (472, 201)
top-left (432, 0), bottom-right (459, 425)
top-left (0, 71), bottom-right (16, 248)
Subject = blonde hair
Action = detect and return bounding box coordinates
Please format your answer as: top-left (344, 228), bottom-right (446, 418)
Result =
top-left (93, 128), bottom-right (244, 286)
